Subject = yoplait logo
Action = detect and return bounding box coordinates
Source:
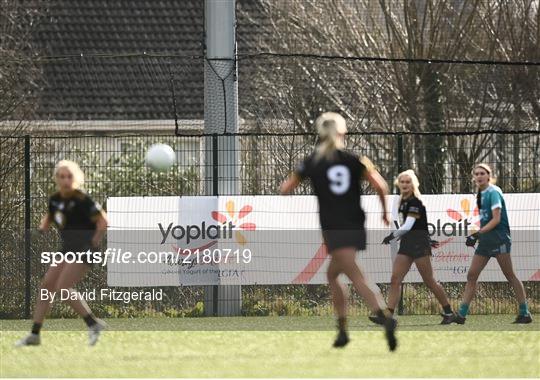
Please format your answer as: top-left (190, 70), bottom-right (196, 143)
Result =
top-left (211, 200), bottom-right (256, 246)
top-left (159, 200), bottom-right (256, 251)
top-left (428, 198), bottom-right (480, 248)
top-left (426, 198), bottom-right (480, 237)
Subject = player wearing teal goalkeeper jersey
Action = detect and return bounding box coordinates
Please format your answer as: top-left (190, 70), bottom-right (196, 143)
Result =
top-left (451, 163), bottom-right (532, 324)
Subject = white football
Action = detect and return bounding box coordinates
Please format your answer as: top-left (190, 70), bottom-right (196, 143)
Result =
top-left (145, 143), bottom-right (175, 172)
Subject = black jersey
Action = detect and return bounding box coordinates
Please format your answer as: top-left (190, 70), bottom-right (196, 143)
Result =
top-left (398, 196), bottom-right (429, 243)
top-left (296, 150), bottom-right (366, 230)
top-left (48, 190), bottom-right (102, 250)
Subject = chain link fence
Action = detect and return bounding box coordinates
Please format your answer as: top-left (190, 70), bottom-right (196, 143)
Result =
top-left (1, 131), bottom-right (538, 319)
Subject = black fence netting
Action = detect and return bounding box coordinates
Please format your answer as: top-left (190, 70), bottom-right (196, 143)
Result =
top-left (1, 0), bottom-right (539, 319)
top-left (1, 131), bottom-right (539, 319)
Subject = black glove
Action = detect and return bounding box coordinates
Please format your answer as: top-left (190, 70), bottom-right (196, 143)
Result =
top-left (430, 239), bottom-right (440, 248)
top-left (382, 233), bottom-right (395, 245)
top-left (465, 232), bottom-right (479, 247)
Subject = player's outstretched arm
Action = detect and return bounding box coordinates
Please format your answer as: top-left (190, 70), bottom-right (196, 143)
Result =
top-left (279, 173), bottom-right (301, 195)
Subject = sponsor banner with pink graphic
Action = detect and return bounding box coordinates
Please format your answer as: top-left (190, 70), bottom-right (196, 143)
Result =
top-left (107, 194), bottom-right (539, 286)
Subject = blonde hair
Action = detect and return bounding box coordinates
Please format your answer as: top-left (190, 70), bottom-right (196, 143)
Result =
top-left (54, 160), bottom-right (84, 190)
top-left (472, 163), bottom-right (497, 185)
top-left (314, 112), bottom-right (347, 160)
top-left (395, 169), bottom-right (421, 200)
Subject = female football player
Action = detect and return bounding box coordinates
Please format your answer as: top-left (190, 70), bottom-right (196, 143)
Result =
top-left (379, 170), bottom-right (455, 324)
top-left (16, 160), bottom-right (108, 346)
top-left (280, 112), bottom-right (397, 351)
top-left (451, 163), bottom-right (532, 324)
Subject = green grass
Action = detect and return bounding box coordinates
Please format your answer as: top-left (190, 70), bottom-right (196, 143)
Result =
top-left (1, 316), bottom-right (539, 378)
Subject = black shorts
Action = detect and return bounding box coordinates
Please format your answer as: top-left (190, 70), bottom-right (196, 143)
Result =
top-left (475, 241), bottom-right (511, 258)
top-left (397, 240), bottom-right (432, 259)
top-left (322, 229), bottom-right (366, 252)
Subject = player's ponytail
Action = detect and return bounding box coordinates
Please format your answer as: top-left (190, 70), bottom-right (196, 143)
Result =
top-left (314, 112), bottom-right (347, 161)
top-left (54, 160), bottom-right (85, 190)
top-left (395, 169), bottom-right (422, 201)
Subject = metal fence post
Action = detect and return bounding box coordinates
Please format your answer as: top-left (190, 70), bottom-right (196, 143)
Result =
top-left (397, 134), bottom-right (404, 172)
top-left (212, 133), bottom-right (219, 316)
top-left (396, 134), bottom-right (405, 316)
top-left (512, 134), bottom-right (519, 191)
top-left (24, 135), bottom-right (31, 319)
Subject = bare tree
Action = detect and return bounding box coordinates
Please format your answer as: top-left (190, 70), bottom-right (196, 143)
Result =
top-left (238, 0), bottom-right (538, 193)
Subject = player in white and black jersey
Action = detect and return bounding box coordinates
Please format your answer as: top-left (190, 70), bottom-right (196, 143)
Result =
top-left (16, 160), bottom-right (107, 347)
top-left (280, 112), bottom-right (397, 351)
top-left (377, 170), bottom-right (455, 324)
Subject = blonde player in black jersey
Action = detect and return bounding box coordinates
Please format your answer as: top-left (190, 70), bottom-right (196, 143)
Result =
top-left (375, 170), bottom-right (455, 325)
top-left (280, 112), bottom-right (397, 351)
top-left (16, 160), bottom-right (107, 347)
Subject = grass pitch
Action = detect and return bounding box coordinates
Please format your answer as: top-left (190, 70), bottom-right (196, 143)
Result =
top-left (1, 315), bottom-right (538, 378)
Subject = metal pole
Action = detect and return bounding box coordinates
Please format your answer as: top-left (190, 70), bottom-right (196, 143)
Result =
top-left (24, 135), bottom-right (31, 318)
top-left (512, 134), bottom-right (519, 191)
top-left (212, 133), bottom-right (219, 316)
top-left (212, 134), bottom-right (219, 196)
top-left (204, 0), bottom-right (241, 316)
top-left (396, 134), bottom-right (405, 316)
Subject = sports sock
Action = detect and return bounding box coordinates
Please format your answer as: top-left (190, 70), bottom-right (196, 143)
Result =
top-left (519, 302), bottom-right (530, 316)
top-left (83, 314), bottom-right (97, 327)
top-left (458, 303), bottom-right (469, 317)
top-left (443, 304), bottom-right (453, 315)
top-left (31, 322), bottom-right (42, 335)
top-left (337, 317), bottom-right (347, 332)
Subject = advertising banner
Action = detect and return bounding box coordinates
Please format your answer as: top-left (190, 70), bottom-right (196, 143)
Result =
top-left (107, 194), bottom-right (539, 286)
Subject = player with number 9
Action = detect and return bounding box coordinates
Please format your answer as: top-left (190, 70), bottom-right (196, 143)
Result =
top-left (280, 112), bottom-right (397, 351)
